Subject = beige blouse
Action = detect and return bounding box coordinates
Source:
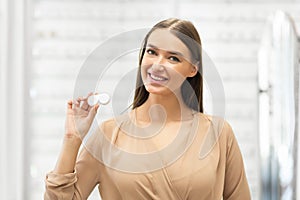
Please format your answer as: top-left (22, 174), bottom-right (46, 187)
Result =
top-left (44, 112), bottom-right (251, 200)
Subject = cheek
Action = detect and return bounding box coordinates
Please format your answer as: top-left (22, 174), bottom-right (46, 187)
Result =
top-left (170, 66), bottom-right (190, 79)
top-left (140, 57), bottom-right (153, 73)
top-left (140, 62), bottom-right (149, 82)
top-left (141, 56), bottom-right (152, 68)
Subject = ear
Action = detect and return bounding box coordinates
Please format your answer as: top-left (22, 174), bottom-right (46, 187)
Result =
top-left (188, 62), bottom-right (199, 78)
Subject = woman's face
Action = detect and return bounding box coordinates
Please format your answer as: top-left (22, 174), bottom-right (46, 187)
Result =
top-left (141, 29), bottom-right (196, 96)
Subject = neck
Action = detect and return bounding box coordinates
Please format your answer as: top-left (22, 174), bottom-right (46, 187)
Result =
top-left (135, 90), bottom-right (194, 123)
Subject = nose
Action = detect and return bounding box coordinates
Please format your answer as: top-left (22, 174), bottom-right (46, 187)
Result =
top-left (151, 63), bottom-right (164, 72)
top-left (152, 56), bottom-right (165, 72)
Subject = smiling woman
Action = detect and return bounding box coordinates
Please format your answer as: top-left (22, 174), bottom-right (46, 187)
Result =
top-left (44, 18), bottom-right (251, 200)
top-left (133, 19), bottom-right (203, 113)
top-left (141, 29), bottom-right (198, 96)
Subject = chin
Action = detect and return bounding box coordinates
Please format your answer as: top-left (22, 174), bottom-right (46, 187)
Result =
top-left (145, 85), bottom-right (172, 96)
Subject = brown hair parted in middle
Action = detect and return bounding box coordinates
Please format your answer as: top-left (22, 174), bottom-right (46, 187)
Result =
top-left (132, 18), bottom-right (203, 113)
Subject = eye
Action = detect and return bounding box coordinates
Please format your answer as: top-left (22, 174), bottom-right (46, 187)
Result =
top-left (146, 49), bottom-right (156, 55)
top-left (169, 56), bottom-right (180, 62)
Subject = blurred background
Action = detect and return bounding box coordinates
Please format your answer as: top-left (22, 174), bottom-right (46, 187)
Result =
top-left (1, 0), bottom-right (300, 199)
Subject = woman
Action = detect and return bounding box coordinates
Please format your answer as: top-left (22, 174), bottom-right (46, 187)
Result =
top-left (44, 18), bottom-right (251, 199)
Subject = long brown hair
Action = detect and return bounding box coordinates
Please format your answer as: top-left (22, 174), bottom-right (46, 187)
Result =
top-left (132, 18), bottom-right (203, 112)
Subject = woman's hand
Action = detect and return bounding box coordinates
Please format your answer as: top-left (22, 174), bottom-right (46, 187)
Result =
top-left (64, 92), bottom-right (100, 140)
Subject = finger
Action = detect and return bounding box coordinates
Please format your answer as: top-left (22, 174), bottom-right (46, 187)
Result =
top-left (81, 93), bottom-right (94, 110)
top-left (77, 96), bottom-right (85, 108)
top-left (87, 103), bottom-right (100, 120)
top-left (81, 99), bottom-right (89, 110)
top-left (87, 105), bottom-right (93, 112)
top-left (73, 99), bottom-right (80, 108)
top-left (67, 100), bottom-right (73, 109)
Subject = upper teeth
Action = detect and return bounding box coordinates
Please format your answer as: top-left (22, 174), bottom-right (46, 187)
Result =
top-left (150, 74), bottom-right (166, 81)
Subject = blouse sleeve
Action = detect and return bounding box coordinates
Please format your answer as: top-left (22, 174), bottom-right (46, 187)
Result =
top-left (223, 123), bottom-right (251, 200)
top-left (44, 147), bottom-right (102, 200)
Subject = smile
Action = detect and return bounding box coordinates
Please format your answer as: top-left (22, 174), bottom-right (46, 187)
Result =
top-left (148, 73), bottom-right (168, 82)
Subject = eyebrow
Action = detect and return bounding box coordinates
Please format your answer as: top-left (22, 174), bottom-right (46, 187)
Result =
top-left (146, 44), bottom-right (185, 57)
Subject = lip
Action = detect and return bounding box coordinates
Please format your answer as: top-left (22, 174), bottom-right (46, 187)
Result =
top-left (147, 72), bottom-right (169, 84)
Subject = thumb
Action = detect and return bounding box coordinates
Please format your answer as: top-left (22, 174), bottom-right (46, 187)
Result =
top-left (87, 104), bottom-right (99, 120)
